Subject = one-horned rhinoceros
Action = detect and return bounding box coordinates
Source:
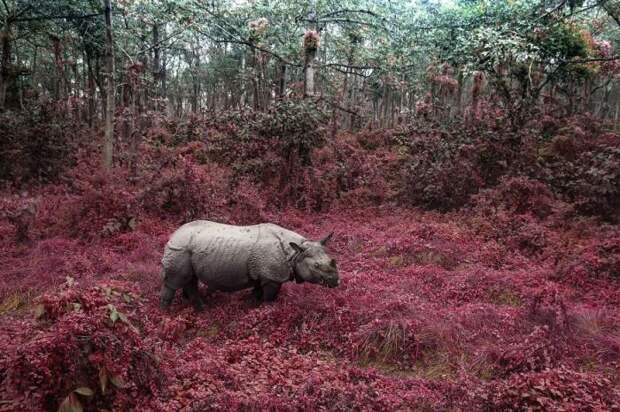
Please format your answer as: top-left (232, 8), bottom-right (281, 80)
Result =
top-left (159, 220), bottom-right (339, 310)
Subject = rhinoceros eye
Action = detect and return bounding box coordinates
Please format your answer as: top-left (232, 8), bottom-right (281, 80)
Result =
top-left (314, 263), bottom-right (320, 268)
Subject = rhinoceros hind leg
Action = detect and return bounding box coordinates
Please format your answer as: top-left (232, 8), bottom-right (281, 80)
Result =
top-left (183, 276), bottom-right (204, 312)
top-left (160, 283), bottom-right (176, 309)
top-left (182, 275), bottom-right (198, 300)
top-left (261, 282), bottom-right (281, 302)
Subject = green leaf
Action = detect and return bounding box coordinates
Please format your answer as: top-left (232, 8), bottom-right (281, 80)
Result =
top-left (58, 393), bottom-right (82, 412)
top-left (110, 375), bottom-right (125, 388)
top-left (108, 304), bottom-right (119, 323)
top-left (118, 312), bottom-right (129, 323)
top-left (74, 387), bottom-right (94, 397)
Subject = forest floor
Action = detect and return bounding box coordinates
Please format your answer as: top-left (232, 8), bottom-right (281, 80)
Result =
top-left (1, 203), bottom-right (619, 410)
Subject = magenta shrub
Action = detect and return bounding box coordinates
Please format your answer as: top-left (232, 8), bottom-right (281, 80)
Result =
top-left (470, 176), bottom-right (557, 219)
top-left (554, 226), bottom-right (620, 281)
top-left (0, 108), bottom-right (75, 184)
top-left (2, 283), bottom-right (162, 411)
top-left (472, 367), bottom-right (620, 411)
top-left (400, 131), bottom-right (484, 210)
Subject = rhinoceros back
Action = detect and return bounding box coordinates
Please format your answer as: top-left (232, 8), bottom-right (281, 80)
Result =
top-left (162, 220), bottom-right (262, 290)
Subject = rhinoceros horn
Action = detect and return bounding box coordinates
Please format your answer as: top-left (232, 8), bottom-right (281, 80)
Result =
top-left (319, 232), bottom-right (333, 245)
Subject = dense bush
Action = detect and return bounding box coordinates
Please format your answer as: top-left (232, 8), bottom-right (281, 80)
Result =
top-left (0, 193), bottom-right (37, 242)
top-left (0, 107), bottom-right (75, 184)
top-left (553, 226), bottom-right (620, 281)
top-left (395, 115), bottom-right (542, 211)
top-left (535, 115), bottom-right (620, 222)
top-left (543, 144), bottom-right (620, 222)
top-left (393, 112), bottom-right (620, 223)
top-left (255, 100), bottom-right (329, 165)
top-left (469, 176), bottom-right (557, 219)
top-left (399, 128), bottom-right (485, 210)
top-left (1, 283), bottom-right (162, 411)
top-left (58, 161), bottom-right (140, 239)
top-left (139, 155), bottom-right (228, 221)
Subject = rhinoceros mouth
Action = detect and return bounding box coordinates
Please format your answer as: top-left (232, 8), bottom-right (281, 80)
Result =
top-left (318, 273), bottom-right (339, 288)
top-left (324, 280), bottom-right (338, 288)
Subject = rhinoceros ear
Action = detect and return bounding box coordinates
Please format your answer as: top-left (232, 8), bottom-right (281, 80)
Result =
top-left (289, 242), bottom-right (304, 254)
top-left (319, 232), bottom-right (333, 246)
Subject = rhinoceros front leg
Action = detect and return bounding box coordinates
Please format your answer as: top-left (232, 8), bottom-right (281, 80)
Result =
top-left (252, 281), bottom-right (263, 301)
top-left (261, 281), bottom-right (281, 302)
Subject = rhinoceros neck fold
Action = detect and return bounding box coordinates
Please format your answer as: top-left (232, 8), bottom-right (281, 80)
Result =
top-left (271, 231), bottom-right (300, 282)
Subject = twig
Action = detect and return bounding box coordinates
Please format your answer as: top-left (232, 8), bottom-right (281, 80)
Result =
top-left (12, 12), bottom-right (102, 23)
top-left (538, 0), bottom-right (567, 20)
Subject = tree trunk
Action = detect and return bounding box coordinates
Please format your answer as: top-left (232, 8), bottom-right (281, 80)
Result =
top-left (240, 52), bottom-right (246, 107)
top-left (86, 53), bottom-right (96, 128)
top-left (303, 3), bottom-right (318, 99)
top-left (128, 69), bottom-right (138, 176)
top-left (103, 0), bottom-right (115, 169)
top-left (278, 62), bottom-right (286, 99)
top-left (0, 21), bottom-right (12, 111)
top-left (304, 48), bottom-right (316, 98)
top-left (161, 45), bottom-right (168, 110)
top-left (152, 23), bottom-right (160, 109)
top-left (251, 49), bottom-right (260, 110)
top-left (455, 69), bottom-right (464, 118)
top-left (192, 42), bottom-right (201, 113)
top-left (51, 36), bottom-right (63, 102)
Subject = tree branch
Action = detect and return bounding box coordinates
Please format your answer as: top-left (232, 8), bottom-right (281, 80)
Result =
top-left (319, 9), bottom-right (385, 22)
top-left (601, 1), bottom-right (620, 27)
top-left (538, 0), bottom-right (567, 20)
top-left (564, 56), bottom-right (620, 63)
top-left (138, 23), bottom-right (195, 54)
top-left (194, 27), bottom-right (297, 66)
top-left (305, 17), bottom-right (390, 32)
top-left (12, 12), bottom-right (102, 23)
top-left (327, 65), bottom-right (372, 78)
top-left (1, 0), bottom-right (10, 16)
top-left (314, 95), bottom-right (361, 116)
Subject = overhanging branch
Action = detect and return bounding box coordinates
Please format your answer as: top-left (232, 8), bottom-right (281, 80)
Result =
top-left (12, 12), bottom-right (102, 23)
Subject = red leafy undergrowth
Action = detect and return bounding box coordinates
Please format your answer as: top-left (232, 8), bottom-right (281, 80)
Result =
top-left (1, 281), bottom-right (162, 411)
top-left (1, 205), bottom-right (620, 411)
top-left (470, 366), bottom-right (620, 411)
top-left (152, 336), bottom-right (449, 411)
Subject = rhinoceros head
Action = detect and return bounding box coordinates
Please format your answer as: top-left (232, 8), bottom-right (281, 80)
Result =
top-left (290, 233), bottom-right (339, 288)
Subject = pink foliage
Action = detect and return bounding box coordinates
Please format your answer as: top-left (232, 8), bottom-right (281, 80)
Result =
top-left (1, 113), bottom-right (620, 410)
top-left (2, 202), bottom-right (620, 410)
top-left (472, 367), bottom-right (620, 411)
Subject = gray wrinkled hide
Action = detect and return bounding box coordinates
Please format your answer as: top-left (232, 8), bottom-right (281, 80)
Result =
top-left (161, 220), bottom-right (305, 295)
